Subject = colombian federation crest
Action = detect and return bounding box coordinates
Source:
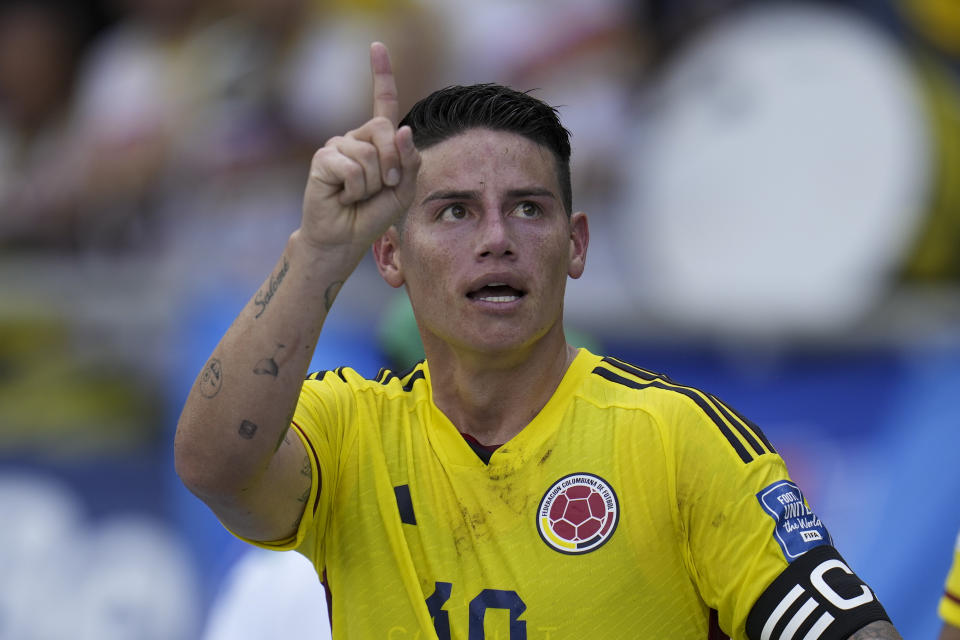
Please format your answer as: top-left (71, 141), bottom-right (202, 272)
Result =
top-left (537, 473), bottom-right (619, 554)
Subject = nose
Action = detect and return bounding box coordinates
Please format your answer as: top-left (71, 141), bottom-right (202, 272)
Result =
top-left (476, 209), bottom-right (514, 259)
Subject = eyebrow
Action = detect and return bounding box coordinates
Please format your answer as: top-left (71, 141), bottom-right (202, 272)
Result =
top-left (420, 188), bottom-right (557, 205)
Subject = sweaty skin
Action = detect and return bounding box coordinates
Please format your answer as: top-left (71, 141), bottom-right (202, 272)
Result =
top-left (373, 128), bottom-right (588, 446)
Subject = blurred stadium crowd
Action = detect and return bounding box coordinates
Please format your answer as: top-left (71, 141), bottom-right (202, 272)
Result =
top-left (1, 0), bottom-right (959, 637)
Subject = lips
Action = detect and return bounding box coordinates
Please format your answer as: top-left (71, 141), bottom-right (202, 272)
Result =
top-left (466, 281), bottom-right (526, 303)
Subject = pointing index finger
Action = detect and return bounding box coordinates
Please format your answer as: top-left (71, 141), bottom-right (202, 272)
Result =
top-left (370, 42), bottom-right (399, 125)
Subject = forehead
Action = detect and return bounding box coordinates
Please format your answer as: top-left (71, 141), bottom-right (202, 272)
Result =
top-left (414, 128), bottom-right (561, 200)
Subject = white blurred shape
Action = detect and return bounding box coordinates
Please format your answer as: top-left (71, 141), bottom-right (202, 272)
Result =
top-left (0, 472), bottom-right (82, 562)
top-left (280, 17), bottom-right (377, 140)
top-left (74, 515), bottom-right (201, 640)
top-left (422, 0), bottom-right (625, 82)
top-left (203, 548), bottom-right (331, 640)
top-left (622, 2), bottom-right (930, 337)
top-left (0, 473), bottom-right (201, 640)
top-left (0, 472), bottom-right (83, 640)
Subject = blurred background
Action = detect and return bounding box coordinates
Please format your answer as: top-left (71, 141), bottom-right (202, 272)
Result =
top-left (1, 0), bottom-right (958, 637)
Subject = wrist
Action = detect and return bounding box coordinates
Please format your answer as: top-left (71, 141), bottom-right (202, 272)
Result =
top-left (288, 229), bottom-right (366, 276)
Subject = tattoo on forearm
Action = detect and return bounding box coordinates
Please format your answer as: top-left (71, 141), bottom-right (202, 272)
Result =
top-left (253, 343), bottom-right (286, 377)
top-left (253, 257), bottom-right (289, 318)
top-left (198, 358), bottom-right (223, 398)
top-left (238, 419), bottom-right (258, 439)
top-left (289, 513), bottom-right (304, 532)
top-left (324, 280), bottom-right (344, 311)
top-left (289, 457), bottom-right (313, 532)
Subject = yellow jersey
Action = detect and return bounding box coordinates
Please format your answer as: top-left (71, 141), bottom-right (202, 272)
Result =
top-left (236, 349), bottom-right (888, 639)
top-left (941, 531), bottom-right (960, 627)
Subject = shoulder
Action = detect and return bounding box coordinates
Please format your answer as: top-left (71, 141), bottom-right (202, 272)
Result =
top-left (586, 354), bottom-right (683, 400)
top-left (293, 362), bottom-right (430, 441)
top-left (586, 353), bottom-right (776, 464)
top-left (302, 361), bottom-right (429, 401)
top-left (584, 353), bottom-right (725, 418)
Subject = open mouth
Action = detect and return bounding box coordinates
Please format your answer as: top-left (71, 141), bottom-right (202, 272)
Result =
top-left (466, 283), bottom-right (526, 303)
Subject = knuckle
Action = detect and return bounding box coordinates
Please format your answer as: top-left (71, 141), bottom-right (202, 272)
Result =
top-left (312, 145), bottom-right (338, 165)
top-left (343, 162), bottom-right (364, 183)
top-left (357, 143), bottom-right (378, 165)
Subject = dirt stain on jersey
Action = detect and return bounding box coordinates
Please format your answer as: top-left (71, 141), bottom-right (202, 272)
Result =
top-left (453, 506), bottom-right (489, 557)
top-left (496, 482), bottom-right (530, 516)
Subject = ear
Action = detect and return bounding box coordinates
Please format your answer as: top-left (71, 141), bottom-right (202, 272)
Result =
top-left (373, 226), bottom-right (405, 288)
top-left (567, 211), bottom-right (589, 279)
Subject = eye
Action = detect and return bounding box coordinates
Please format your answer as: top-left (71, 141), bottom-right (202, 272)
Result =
top-left (512, 201), bottom-right (541, 218)
top-left (439, 203), bottom-right (468, 221)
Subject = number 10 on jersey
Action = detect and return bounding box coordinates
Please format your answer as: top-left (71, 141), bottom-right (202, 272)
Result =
top-left (426, 582), bottom-right (527, 639)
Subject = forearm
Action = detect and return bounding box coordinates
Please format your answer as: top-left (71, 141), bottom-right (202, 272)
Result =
top-left (849, 621), bottom-right (902, 639)
top-left (174, 229), bottom-right (360, 500)
top-left (174, 42), bottom-right (416, 542)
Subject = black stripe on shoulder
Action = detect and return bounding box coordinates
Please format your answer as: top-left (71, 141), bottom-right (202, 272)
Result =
top-left (709, 394), bottom-right (777, 455)
top-left (603, 356), bottom-right (774, 458)
top-left (703, 392), bottom-right (765, 457)
top-left (355, 367), bottom-right (391, 383)
top-left (395, 360), bottom-right (424, 380)
top-left (402, 369), bottom-right (425, 392)
top-left (377, 361), bottom-right (426, 390)
top-left (592, 366), bottom-right (754, 464)
top-left (602, 356), bottom-right (672, 383)
top-left (305, 367), bottom-right (364, 384)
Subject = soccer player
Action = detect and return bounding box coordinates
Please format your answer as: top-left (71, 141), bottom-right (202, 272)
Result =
top-left (940, 531), bottom-right (960, 640)
top-left (174, 42), bottom-right (902, 639)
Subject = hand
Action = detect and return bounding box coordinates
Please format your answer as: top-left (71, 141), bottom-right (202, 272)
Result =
top-left (299, 42), bottom-right (420, 254)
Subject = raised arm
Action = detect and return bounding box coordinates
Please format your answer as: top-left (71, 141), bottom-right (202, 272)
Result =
top-left (849, 621), bottom-right (903, 639)
top-left (174, 43), bottom-right (420, 542)
top-left (940, 623), bottom-right (960, 640)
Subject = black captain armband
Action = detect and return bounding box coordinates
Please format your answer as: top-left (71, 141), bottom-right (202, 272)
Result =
top-left (746, 545), bottom-right (890, 640)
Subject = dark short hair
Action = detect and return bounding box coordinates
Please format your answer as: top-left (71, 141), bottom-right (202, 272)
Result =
top-left (399, 84), bottom-right (573, 215)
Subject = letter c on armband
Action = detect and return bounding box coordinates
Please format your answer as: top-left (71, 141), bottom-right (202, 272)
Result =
top-left (745, 546), bottom-right (890, 640)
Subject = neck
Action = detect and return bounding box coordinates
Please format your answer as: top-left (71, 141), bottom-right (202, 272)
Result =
top-left (425, 329), bottom-right (578, 446)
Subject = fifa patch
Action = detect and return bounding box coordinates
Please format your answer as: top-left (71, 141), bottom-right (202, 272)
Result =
top-left (757, 480), bottom-right (831, 561)
top-left (537, 473), bottom-right (619, 554)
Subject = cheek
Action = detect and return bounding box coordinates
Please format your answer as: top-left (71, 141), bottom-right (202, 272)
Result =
top-left (404, 247), bottom-right (457, 293)
top-left (533, 233), bottom-right (572, 267)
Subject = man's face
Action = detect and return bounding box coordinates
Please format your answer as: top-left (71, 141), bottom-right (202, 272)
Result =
top-left (375, 128), bottom-right (588, 358)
